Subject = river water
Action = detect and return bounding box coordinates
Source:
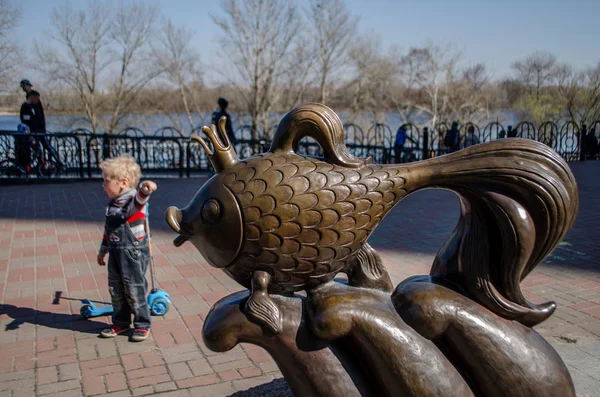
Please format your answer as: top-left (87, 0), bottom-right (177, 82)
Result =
top-left (0, 110), bottom-right (520, 136)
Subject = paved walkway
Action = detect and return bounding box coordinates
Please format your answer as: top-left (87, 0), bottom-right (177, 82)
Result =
top-left (0, 161), bottom-right (599, 397)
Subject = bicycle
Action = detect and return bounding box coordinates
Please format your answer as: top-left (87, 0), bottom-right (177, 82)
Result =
top-left (0, 133), bottom-right (58, 178)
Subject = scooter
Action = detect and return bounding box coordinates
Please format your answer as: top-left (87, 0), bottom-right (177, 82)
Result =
top-left (80, 204), bottom-right (171, 318)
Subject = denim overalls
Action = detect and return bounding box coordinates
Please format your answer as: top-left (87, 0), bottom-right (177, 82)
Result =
top-left (104, 192), bottom-right (151, 330)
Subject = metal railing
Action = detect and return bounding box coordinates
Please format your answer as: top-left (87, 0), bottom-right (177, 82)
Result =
top-left (1, 119), bottom-right (598, 179)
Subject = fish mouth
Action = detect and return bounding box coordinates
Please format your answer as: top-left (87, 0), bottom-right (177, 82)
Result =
top-left (166, 206), bottom-right (190, 247)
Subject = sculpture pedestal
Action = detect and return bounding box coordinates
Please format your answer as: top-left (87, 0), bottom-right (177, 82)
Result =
top-left (203, 279), bottom-right (577, 397)
top-left (202, 288), bottom-right (368, 397)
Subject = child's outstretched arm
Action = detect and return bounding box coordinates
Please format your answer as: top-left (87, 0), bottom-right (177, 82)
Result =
top-left (133, 181), bottom-right (157, 210)
top-left (139, 181), bottom-right (157, 198)
top-left (123, 181), bottom-right (158, 233)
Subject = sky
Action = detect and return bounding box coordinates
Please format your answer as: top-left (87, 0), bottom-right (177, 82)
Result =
top-left (10, 0), bottom-right (600, 86)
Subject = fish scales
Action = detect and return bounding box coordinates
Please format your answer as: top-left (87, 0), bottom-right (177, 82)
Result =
top-left (223, 152), bottom-right (407, 293)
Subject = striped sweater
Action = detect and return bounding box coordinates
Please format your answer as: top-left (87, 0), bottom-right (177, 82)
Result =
top-left (99, 188), bottom-right (152, 253)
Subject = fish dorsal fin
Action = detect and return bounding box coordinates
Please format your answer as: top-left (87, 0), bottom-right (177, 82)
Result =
top-left (269, 103), bottom-right (367, 168)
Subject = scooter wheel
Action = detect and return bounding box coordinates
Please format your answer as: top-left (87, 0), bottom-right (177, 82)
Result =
top-left (80, 304), bottom-right (92, 318)
top-left (151, 298), bottom-right (169, 316)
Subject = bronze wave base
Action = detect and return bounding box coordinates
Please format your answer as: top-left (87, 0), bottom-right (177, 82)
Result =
top-left (203, 278), bottom-right (574, 397)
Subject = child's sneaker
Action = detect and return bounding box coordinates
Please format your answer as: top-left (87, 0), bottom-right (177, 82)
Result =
top-left (100, 325), bottom-right (129, 338)
top-left (131, 329), bottom-right (149, 342)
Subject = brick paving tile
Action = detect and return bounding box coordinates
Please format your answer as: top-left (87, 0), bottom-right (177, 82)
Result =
top-left (129, 374), bottom-right (172, 389)
top-left (189, 382), bottom-right (236, 397)
top-left (93, 392), bottom-right (132, 397)
top-left (176, 374), bottom-right (220, 389)
top-left (238, 366), bottom-right (262, 378)
top-left (131, 386), bottom-right (153, 396)
top-left (37, 379), bottom-right (81, 395)
top-left (37, 366), bottom-right (59, 385)
top-left (121, 354), bottom-right (144, 371)
top-left (105, 372), bottom-right (128, 393)
top-left (218, 370), bottom-right (241, 381)
top-left (168, 363), bottom-right (194, 381)
top-left (82, 374), bottom-right (106, 396)
top-left (154, 381), bottom-right (178, 393)
top-left (0, 162), bottom-right (600, 396)
top-left (39, 390), bottom-right (84, 397)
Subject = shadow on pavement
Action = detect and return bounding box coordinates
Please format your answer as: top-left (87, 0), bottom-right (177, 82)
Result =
top-left (228, 378), bottom-right (292, 397)
top-left (1, 304), bottom-right (107, 334)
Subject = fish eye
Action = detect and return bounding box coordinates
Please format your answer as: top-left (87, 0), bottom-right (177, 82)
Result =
top-left (202, 199), bottom-right (221, 224)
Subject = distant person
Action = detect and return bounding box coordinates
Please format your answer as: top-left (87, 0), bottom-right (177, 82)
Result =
top-left (20, 80), bottom-right (45, 128)
top-left (394, 125), bottom-right (408, 163)
top-left (19, 89), bottom-right (63, 164)
top-left (13, 123), bottom-right (33, 174)
top-left (463, 125), bottom-right (480, 148)
top-left (20, 91), bottom-right (46, 133)
top-left (211, 97), bottom-right (236, 144)
top-left (444, 121), bottom-right (460, 153)
top-left (17, 91), bottom-right (46, 173)
top-left (19, 81), bottom-right (60, 164)
top-left (583, 126), bottom-right (598, 160)
top-left (507, 125), bottom-right (517, 138)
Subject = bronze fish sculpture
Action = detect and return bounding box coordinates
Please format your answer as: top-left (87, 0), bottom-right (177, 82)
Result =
top-left (167, 103), bottom-right (577, 334)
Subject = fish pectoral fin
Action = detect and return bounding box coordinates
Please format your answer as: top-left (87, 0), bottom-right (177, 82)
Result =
top-left (244, 271), bottom-right (282, 334)
top-left (346, 243), bottom-right (393, 293)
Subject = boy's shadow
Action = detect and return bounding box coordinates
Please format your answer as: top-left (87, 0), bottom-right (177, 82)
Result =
top-left (1, 304), bottom-right (108, 334)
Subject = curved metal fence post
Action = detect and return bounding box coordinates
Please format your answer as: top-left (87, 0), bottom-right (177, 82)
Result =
top-left (86, 136), bottom-right (93, 178)
top-left (71, 133), bottom-right (84, 178)
top-left (178, 140), bottom-right (184, 178)
top-left (186, 141), bottom-right (191, 178)
top-left (422, 127), bottom-right (429, 160)
top-left (579, 124), bottom-right (586, 162)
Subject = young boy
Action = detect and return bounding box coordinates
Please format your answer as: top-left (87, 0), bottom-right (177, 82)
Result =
top-left (97, 156), bottom-right (157, 341)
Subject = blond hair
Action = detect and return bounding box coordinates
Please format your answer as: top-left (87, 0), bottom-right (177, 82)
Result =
top-left (99, 156), bottom-right (141, 187)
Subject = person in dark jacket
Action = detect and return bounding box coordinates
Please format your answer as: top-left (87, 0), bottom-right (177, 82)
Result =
top-left (444, 121), bottom-right (461, 153)
top-left (211, 98), bottom-right (236, 144)
top-left (19, 87), bottom-right (61, 165)
top-left (394, 125), bottom-right (408, 163)
top-left (20, 91), bottom-right (46, 132)
top-left (20, 80), bottom-right (46, 131)
top-left (583, 127), bottom-right (598, 160)
top-left (463, 125), bottom-right (480, 148)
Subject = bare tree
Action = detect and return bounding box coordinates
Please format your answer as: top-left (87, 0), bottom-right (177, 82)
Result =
top-left (35, 1), bottom-right (158, 134)
top-left (400, 43), bottom-right (461, 128)
top-left (36, 2), bottom-right (112, 134)
top-left (105, 2), bottom-right (159, 133)
top-left (306, 0), bottom-right (358, 104)
top-left (510, 52), bottom-right (562, 123)
top-left (345, 34), bottom-right (402, 127)
top-left (581, 63), bottom-right (600, 123)
top-left (212, 0), bottom-right (301, 137)
top-left (0, 0), bottom-right (21, 91)
top-left (556, 62), bottom-right (600, 124)
top-left (277, 38), bottom-right (317, 112)
top-left (154, 18), bottom-right (203, 132)
top-left (450, 63), bottom-right (491, 122)
top-left (511, 51), bottom-right (557, 101)
top-left (346, 34), bottom-right (379, 124)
